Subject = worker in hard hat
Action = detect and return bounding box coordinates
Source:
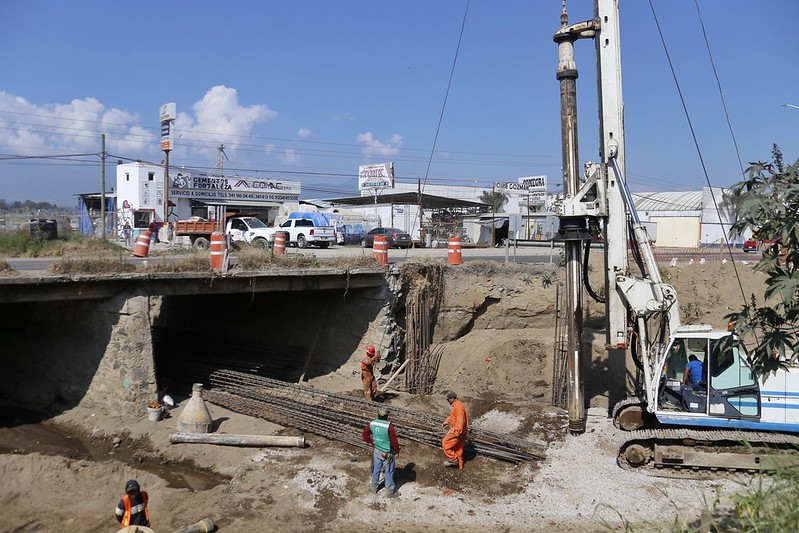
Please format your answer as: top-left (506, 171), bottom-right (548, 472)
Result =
top-left (362, 406), bottom-right (401, 497)
top-left (441, 391), bottom-right (468, 470)
top-left (115, 479), bottom-right (150, 528)
top-left (360, 344), bottom-right (381, 401)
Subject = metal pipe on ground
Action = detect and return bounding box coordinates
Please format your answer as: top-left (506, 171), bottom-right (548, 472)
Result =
top-left (169, 432), bottom-right (306, 448)
top-left (172, 518), bottom-right (215, 533)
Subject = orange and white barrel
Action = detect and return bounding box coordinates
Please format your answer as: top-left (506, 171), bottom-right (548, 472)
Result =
top-left (447, 237), bottom-right (463, 265)
top-left (373, 235), bottom-right (389, 266)
top-left (209, 232), bottom-right (228, 270)
top-left (273, 231), bottom-right (288, 256)
top-left (132, 230), bottom-right (152, 258)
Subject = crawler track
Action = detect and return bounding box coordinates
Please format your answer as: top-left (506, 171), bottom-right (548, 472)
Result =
top-left (617, 428), bottom-right (799, 478)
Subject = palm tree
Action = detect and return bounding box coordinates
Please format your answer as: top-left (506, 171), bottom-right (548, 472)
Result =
top-left (479, 190), bottom-right (508, 213)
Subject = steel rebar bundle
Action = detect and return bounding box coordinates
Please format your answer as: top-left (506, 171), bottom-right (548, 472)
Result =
top-left (206, 369), bottom-right (545, 463)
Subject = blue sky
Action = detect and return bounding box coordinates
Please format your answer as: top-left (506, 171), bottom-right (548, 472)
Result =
top-left (1, 0), bottom-right (797, 206)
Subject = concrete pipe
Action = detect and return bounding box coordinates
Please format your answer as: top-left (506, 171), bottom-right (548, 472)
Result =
top-left (173, 517), bottom-right (215, 533)
top-left (169, 432), bottom-right (306, 448)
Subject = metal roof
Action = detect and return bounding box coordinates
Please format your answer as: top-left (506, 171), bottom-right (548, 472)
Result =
top-left (631, 191), bottom-right (702, 212)
top-left (324, 192), bottom-right (487, 209)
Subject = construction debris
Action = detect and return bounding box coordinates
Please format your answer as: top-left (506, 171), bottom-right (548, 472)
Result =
top-left (205, 369), bottom-right (545, 463)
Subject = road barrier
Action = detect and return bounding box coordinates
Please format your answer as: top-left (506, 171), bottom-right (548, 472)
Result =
top-left (132, 230), bottom-right (152, 258)
top-left (273, 231), bottom-right (288, 256)
top-left (373, 235), bottom-right (389, 266)
top-left (447, 236), bottom-right (463, 265)
top-left (209, 232), bottom-right (228, 271)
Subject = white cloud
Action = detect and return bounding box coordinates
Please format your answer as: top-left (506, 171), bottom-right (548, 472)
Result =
top-left (297, 128), bottom-right (312, 138)
top-left (0, 91), bottom-right (152, 155)
top-left (0, 85), bottom-right (277, 167)
top-left (356, 132), bottom-right (403, 158)
top-left (174, 85), bottom-right (276, 160)
top-left (281, 148), bottom-right (299, 164)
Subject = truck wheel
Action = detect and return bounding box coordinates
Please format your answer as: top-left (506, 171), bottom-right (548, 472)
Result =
top-left (253, 238), bottom-right (268, 250)
top-left (360, 238), bottom-right (368, 248)
top-left (318, 242), bottom-right (329, 249)
top-left (297, 235), bottom-right (307, 248)
top-left (193, 237), bottom-right (210, 249)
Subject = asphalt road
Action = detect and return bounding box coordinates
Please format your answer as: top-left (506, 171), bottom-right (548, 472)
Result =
top-left (4, 242), bottom-right (558, 274)
top-left (5, 241), bottom-right (755, 275)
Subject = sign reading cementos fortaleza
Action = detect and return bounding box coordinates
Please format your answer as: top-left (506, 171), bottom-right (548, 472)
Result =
top-left (169, 172), bottom-right (301, 202)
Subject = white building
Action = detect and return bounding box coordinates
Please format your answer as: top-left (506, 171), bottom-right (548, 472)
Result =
top-left (115, 162), bottom-right (301, 235)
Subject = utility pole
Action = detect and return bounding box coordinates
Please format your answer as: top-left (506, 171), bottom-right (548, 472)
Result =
top-left (100, 133), bottom-right (106, 239)
top-left (160, 102), bottom-right (176, 228)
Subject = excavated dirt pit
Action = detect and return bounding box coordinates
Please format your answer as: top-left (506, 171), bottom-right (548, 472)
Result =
top-left (0, 259), bottom-right (772, 531)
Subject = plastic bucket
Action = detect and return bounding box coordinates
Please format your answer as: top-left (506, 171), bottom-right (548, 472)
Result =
top-left (373, 235), bottom-right (389, 266)
top-left (273, 231), bottom-right (288, 256)
top-left (209, 231), bottom-right (227, 270)
top-left (147, 406), bottom-right (163, 422)
top-left (132, 231), bottom-right (152, 258)
top-left (447, 237), bottom-right (463, 265)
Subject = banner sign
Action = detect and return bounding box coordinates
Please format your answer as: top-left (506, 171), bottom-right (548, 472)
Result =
top-left (493, 181), bottom-right (530, 195)
top-left (525, 191), bottom-right (547, 206)
top-left (169, 173), bottom-right (301, 202)
top-left (159, 102), bottom-right (176, 152)
top-left (358, 163), bottom-right (395, 190)
top-left (518, 175), bottom-right (547, 191)
top-left (494, 175), bottom-right (548, 195)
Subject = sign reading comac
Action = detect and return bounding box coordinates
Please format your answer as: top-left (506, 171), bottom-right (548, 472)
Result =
top-left (170, 172), bottom-right (301, 202)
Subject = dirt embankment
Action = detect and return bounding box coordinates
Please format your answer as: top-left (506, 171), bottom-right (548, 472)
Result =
top-left (0, 258), bottom-right (767, 532)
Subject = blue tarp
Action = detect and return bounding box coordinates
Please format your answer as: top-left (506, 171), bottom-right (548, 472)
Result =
top-left (286, 211), bottom-right (332, 226)
top-left (77, 196), bottom-right (117, 237)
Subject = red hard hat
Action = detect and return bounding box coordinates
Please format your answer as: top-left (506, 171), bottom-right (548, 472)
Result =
top-left (365, 344), bottom-right (376, 355)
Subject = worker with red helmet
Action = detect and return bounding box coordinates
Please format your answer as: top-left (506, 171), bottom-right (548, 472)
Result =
top-left (360, 344), bottom-right (381, 401)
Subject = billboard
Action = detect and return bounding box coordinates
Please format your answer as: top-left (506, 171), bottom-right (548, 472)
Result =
top-left (358, 163), bottom-right (395, 190)
top-left (518, 175), bottom-right (547, 191)
top-left (169, 172), bottom-right (301, 202)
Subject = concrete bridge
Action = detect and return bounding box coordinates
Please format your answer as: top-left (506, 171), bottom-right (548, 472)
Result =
top-left (0, 267), bottom-right (395, 425)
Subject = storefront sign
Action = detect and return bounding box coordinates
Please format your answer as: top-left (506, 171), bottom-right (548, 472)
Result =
top-left (169, 172), bottom-right (301, 202)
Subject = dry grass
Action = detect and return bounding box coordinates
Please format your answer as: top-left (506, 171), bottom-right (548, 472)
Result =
top-left (232, 248), bottom-right (379, 271)
top-left (0, 259), bottom-right (16, 275)
top-left (47, 258), bottom-right (138, 276)
top-left (0, 231), bottom-right (124, 258)
top-left (40, 248), bottom-right (380, 277)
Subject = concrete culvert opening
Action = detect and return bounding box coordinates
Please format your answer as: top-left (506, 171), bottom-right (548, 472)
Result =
top-left (151, 287), bottom-right (390, 399)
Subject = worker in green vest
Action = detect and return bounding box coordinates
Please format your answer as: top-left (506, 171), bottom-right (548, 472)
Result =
top-left (362, 406), bottom-right (401, 497)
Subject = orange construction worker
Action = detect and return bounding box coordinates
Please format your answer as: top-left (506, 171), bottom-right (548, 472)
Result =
top-left (441, 390), bottom-right (468, 470)
top-left (360, 344), bottom-right (381, 401)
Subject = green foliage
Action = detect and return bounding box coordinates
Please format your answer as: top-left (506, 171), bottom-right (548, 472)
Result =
top-left (479, 190), bottom-right (509, 213)
top-left (729, 465), bottom-right (799, 532)
top-left (726, 145), bottom-right (799, 375)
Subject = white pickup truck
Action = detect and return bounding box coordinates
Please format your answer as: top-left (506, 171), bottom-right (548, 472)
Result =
top-left (265, 218), bottom-right (335, 248)
top-left (175, 216), bottom-right (273, 249)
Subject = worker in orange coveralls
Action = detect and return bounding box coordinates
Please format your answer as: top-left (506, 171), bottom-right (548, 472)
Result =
top-left (360, 344), bottom-right (381, 401)
top-left (441, 390), bottom-right (468, 469)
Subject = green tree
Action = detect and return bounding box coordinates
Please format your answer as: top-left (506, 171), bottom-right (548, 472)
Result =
top-left (727, 145), bottom-right (799, 375)
top-left (479, 190), bottom-right (509, 213)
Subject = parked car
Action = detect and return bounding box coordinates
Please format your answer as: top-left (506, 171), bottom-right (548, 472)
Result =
top-left (360, 227), bottom-right (412, 249)
top-left (742, 238), bottom-right (759, 253)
